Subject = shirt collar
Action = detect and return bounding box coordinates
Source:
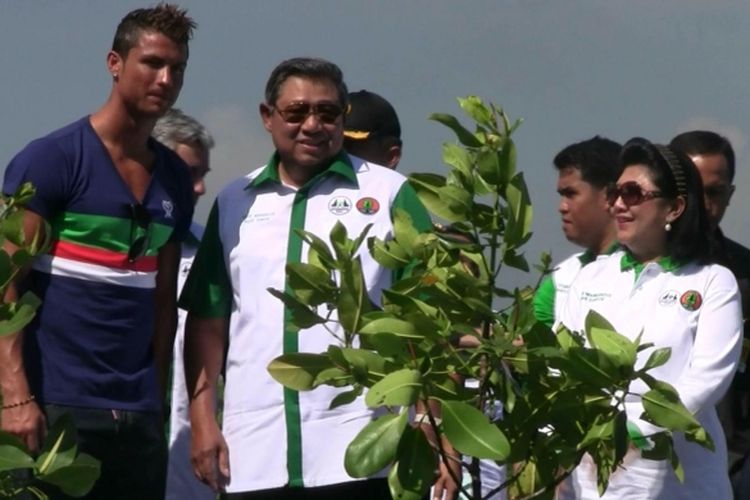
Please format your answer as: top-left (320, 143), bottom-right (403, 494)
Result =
top-left (578, 241), bottom-right (620, 265)
top-left (246, 151), bottom-right (357, 191)
top-left (619, 250), bottom-right (682, 274)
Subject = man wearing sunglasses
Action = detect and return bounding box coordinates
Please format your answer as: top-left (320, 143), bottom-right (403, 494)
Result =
top-left (180, 57), bottom-right (432, 499)
top-left (670, 131), bottom-right (750, 493)
top-left (152, 108), bottom-right (216, 500)
top-left (534, 136), bottom-right (623, 328)
top-left (0, 6), bottom-right (196, 499)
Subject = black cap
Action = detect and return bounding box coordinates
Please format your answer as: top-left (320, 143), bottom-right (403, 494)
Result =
top-left (344, 90), bottom-right (401, 141)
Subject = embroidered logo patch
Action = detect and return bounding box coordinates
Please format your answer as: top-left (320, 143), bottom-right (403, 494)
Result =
top-left (658, 290), bottom-right (679, 306)
top-left (162, 200), bottom-right (174, 219)
top-left (680, 290), bottom-right (702, 311)
top-left (328, 196), bottom-right (352, 215)
top-left (356, 197), bottom-right (380, 215)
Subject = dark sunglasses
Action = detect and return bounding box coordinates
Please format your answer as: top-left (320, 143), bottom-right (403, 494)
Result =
top-left (273, 102), bottom-right (344, 125)
top-left (127, 203), bottom-right (152, 263)
top-left (606, 181), bottom-right (664, 207)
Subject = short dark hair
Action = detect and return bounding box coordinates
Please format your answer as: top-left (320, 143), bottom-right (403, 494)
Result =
top-left (553, 136), bottom-right (623, 188)
top-left (620, 138), bottom-right (710, 263)
top-left (112, 3), bottom-right (196, 57)
top-left (264, 57), bottom-right (348, 108)
top-left (669, 130), bottom-right (735, 182)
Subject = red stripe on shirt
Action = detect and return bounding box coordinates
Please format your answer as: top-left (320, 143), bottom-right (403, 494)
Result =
top-left (50, 240), bottom-right (158, 272)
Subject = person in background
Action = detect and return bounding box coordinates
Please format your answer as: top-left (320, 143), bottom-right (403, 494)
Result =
top-left (670, 130), bottom-right (750, 493)
top-left (343, 90), bottom-right (402, 169)
top-left (533, 136), bottom-right (622, 327)
top-left (181, 57), bottom-right (432, 499)
top-left (0, 5), bottom-right (196, 499)
top-left (153, 108), bottom-right (215, 500)
top-left (559, 138), bottom-right (742, 499)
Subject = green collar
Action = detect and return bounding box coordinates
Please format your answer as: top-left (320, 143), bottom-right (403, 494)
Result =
top-left (246, 151), bottom-right (357, 191)
top-left (620, 250), bottom-right (682, 276)
top-left (578, 241), bottom-right (620, 265)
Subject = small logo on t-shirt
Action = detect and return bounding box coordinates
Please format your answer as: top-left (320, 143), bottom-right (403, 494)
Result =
top-left (328, 196), bottom-right (352, 215)
top-left (680, 290), bottom-right (702, 311)
top-left (162, 200), bottom-right (174, 219)
top-left (356, 197), bottom-right (380, 215)
top-left (658, 290), bottom-right (679, 306)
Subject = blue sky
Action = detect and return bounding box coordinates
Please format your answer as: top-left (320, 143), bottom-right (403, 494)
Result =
top-left (2, 1), bottom-right (748, 288)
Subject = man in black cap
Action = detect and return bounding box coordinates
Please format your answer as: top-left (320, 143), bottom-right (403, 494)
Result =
top-left (344, 90), bottom-right (402, 169)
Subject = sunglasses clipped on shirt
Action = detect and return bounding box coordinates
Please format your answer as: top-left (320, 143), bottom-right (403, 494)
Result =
top-left (127, 203), bottom-right (152, 263)
top-left (606, 181), bottom-right (665, 207)
top-left (273, 102), bottom-right (344, 125)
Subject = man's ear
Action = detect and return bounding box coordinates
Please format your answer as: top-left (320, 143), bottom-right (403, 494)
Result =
top-left (259, 103), bottom-right (273, 133)
top-left (385, 145), bottom-right (402, 169)
top-left (107, 50), bottom-right (122, 80)
top-left (727, 184), bottom-right (736, 206)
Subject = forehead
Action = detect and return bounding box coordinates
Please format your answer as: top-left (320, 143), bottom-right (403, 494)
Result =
top-left (276, 76), bottom-right (340, 104)
top-left (127, 30), bottom-right (187, 61)
top-left (619, 164), bottom-right (657, 186)
top-left (557, 165), bottom-right (587, 187)
top-left (690, 153), bottom-right (730, 183)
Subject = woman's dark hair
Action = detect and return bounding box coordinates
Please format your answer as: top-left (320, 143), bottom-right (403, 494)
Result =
top-left (620, 137), bottom-right (711, 263)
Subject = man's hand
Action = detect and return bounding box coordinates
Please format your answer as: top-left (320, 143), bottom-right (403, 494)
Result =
top-left (1, 401), bottom-right (46, 453)
top-left (432, 435), bottom-right (461, 500)
top-left (191, 418), bottom-right (230, 492)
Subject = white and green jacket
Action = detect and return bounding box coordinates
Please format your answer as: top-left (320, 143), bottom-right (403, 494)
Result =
top-left (179, 152), bottom-right (431, 493)
top-left (558, 250), bottom-right (742, 500)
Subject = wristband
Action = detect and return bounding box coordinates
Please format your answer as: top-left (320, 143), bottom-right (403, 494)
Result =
top-left (1, 395), bottom-right (35, 410)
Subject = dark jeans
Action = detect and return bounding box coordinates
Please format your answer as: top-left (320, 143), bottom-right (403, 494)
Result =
top-left (42, 404), bottom-right (167, 500)
top-left (222, 478), bottom-right (391, 500)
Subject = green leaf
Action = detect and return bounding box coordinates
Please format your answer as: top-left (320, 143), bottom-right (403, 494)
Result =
top-left (359, 317), bottom-right (424, 340)
top-left (267, 353), bottom-right (334, 391)
top-left (476, 147), bottom-right (501, 185)
top-left (392, 426), bottom-right (436, 499)
top-left (0, 432), bottom-right (34, 472)
top-left (313, 367), bottom-right (353, 388)
top-left (409, 174), bottom-right (471, 223)
top-left (641, 382), bottom-right (701, 432)
top-left (458, 95), bottom-right (494, 128)
top-left (329, 221), bottom-right (350, 261)
top-left (298, 230), bottom-right (336, 269)
top-left (266, 288), bottom-right (326, 331)
top-left (428, 113), bottom-right (483, 147)
top-left (337, 256), bottom-right (373, 332)
top-left (369, 238), bottom-right (411, 269)
top-left (38, 453), bottom-right (101, 497)
top-left (641, 347), bottom-right (672, 372)
top-left (345, 411), bottom-right (408, 477)
top-left (329, 387), bottom-right (362, 410)
top-left (0, 291), bottom-right (42, 337)
top-left (36, 414), bottom-right (78, 475)
top-left (2, 210), bottom-right (26, 247)
top-left (498, 137), bottom-right (517, 187)
top-left (392, 209), bottom-right (420, 255)
top-left (365, 369), bottom-right (421, 408)
top-left (504, 173), bottom-right (533, 243)
top-left (442, 143), bottom-right (472, 179)
top-left (350, 223), bottom-right (374, 255)
top-left (286, 263), bottom-right (335, 306)
top-left (587, 325), bottom-right (636, 370)
top-left (441, 400), bottom-right (510, 459)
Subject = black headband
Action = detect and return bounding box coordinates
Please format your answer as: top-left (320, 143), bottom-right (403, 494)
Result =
top-left (654, 144), bottom-right (687, 197)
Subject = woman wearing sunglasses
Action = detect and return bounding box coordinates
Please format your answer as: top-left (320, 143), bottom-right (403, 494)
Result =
top-left (558, 138), bottom-right (742, 499)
